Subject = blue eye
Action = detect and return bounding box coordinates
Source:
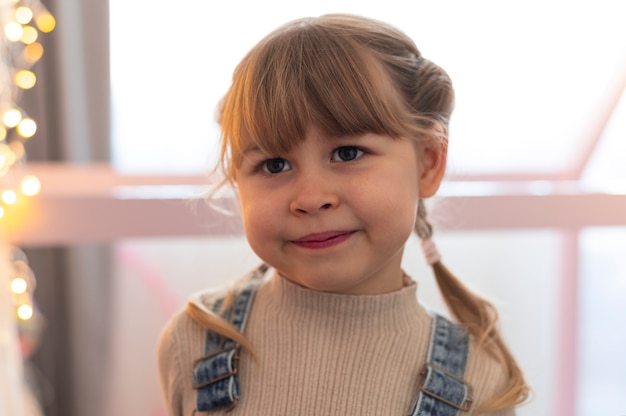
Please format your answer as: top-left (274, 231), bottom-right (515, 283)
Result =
top-left (262, 158), bottom-right (291, 174)
top-left (332, 146), bottom-right (363, 162)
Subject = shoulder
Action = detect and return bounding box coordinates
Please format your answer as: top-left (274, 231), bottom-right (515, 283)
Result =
top-left (156, 277), bottom-right (245, 415)
top-left (158, 265), bottom-right (268, 365)
top-left (424, 315), bottom-right (515, 414)
top-left (465, 339), bottom-right (514, 415)
top-left (158, 284), bottom-right (227, 352)
top-left (157, 267), bottom-right (268, 415)
top-left (157, 279), bottom-right (235, 357)
top-left (156, 306), bottom-right (199, 415)
top-left (157, 301), bottom-right (210, 381)
top-left (188, 264), bottom-right (269, 311)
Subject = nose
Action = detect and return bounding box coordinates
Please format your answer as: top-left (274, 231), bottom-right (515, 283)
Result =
top-left (289, 172), bottom-right (340, 215)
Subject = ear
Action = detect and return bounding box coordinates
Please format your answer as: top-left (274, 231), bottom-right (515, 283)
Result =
top-left (419, 138), bottom-right (448, 198)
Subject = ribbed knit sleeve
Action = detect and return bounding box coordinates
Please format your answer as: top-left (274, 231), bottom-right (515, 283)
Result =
top-left (157, 308), bottom-right (205, 416)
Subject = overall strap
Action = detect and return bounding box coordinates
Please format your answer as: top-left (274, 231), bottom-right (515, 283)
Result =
top-left (192, 267), bottom-right (265, 413)
top-left (409, 314), bottom-right (473, 416)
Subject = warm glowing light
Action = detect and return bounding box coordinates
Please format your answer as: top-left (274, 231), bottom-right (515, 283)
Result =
top-left (17, 118), bottom-right (37, 138)
top-left (2, 149), bottom-right (16, 167)
top-left (9, 141), bottom-right (25, 160)
top-left (4, 21), bottom-right (23, 41)
top-left (21, 175), bottom-right (41, 196)
top-left (16, 70), bottom-right (36, 89)
top-left (20, 25), bottom-right (38, 44)
top-left (1, 3), bottom-right (52, 223)
top-left (15, 7), bottom-right (34, 24)
top-left (0, 144), bottom-right (16, 166)
top-left (36, 13), bottom-right (56, 33)
top-left (2, 109), bottom-right (22, 127)
top-left (11, 277), bottom-right (28, 294)
top-left (2, 189), bottom-right (17, 204)
top-left (17, 304), bottom-right (33, 320)
top-left (24, 42), bottom-right (44, 63)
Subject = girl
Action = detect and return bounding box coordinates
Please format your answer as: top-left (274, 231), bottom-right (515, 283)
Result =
top-left (158, 14), bottom-right (529, 415)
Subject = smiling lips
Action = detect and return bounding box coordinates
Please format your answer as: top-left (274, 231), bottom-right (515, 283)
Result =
top-left (292, 231), bottom-right (356, 249)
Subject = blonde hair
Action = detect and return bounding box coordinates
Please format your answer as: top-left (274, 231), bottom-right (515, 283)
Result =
top-left (189, 13), bottom-right (529, 412)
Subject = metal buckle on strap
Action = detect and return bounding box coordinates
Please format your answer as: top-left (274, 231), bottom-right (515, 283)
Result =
top-left (193, 399), bottom-right (239, 414)
top-left (192, 346), bottom-right (240, 389)
top-left (192, 398), bottom-right (239, 415)
top-left (418, 363), bottom-right (473, 412)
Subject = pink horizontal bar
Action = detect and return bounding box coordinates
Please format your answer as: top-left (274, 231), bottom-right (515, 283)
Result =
top-left (1, 164), bottom-right (625, 246)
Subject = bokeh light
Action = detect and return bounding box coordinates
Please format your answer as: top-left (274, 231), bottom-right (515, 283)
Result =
top-left (16, 70), bottom-right (36, 89)
top-left (11, 277), bottom-right (28, 294)
top-left (15, 7), bottom-right (34, 24)
top-left (4, 21), bottom-right (23, 41)
top-left (0, 144), bottom-right (16, 167)
top-left (24, 42), bottom-right (44, 63)
top-left (36, 13), bottom-right (56, 33)
top-left (17, 118), bottom-right (37, 138)
top-left (21, 175), bottom-right (41, 196)
top-left (2, 108), bottom-right (22, 127)
top-left (17, 304), bottom-right (33, 320)
top-left (9, 141), bottom-right (25, 160)
top-left (2, 189), bottom-right (17, 204)
top-left (20, 25), bottom-right (38, 44)
top-left (3, 0), bottom-right (53, 343)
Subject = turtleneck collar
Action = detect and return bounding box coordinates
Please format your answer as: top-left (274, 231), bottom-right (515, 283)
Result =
top-left (257, 270), bottom-right (427, 331)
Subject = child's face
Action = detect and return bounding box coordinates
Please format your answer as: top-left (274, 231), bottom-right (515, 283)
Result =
top-left (235, 125), bottom-right (421, 295)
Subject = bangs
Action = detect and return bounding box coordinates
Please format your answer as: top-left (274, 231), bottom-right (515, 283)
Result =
top-left (219, 18), bottom-right (415, 176)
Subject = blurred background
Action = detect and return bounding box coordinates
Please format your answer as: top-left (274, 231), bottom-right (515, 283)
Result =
top-left (1, 1), bottom-right (625, 415)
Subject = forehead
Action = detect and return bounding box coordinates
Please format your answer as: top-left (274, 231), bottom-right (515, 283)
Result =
top-left (221, 21), bottom-right (419, 173)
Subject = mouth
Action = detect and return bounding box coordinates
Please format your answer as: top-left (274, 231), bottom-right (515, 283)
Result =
top-left (292, 230), bottom-right (357, 249)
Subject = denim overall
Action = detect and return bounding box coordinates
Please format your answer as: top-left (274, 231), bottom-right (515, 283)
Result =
top-left (192, 268), bottom-right (473, 415)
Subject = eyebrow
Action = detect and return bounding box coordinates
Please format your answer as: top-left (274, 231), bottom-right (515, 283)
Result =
top-left (240, 132), bottom-right (371, 158)
top-left (242, 145), bottom-right (262, 156)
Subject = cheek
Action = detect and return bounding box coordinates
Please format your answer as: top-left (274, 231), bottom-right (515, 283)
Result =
top-left (385, 195), bottom-right (418, 250)
top-left (367, 170), bottom-right (419, 232)
top-left (382, 196), bottom-right (418, 234)
top-left (238, 190), bottom-right (278, 245)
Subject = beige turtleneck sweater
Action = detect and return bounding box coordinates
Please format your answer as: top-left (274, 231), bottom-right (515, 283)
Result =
top-left (157, 271), bottom-right (514, 415)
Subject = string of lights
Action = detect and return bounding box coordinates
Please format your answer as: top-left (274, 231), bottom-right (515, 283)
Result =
top-left (1, 0), bottom-right (54, 328)
top-left (1, 0), bottom-right (54, 220)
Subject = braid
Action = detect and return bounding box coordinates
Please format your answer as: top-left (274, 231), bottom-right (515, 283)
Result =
top-left (415, 200), bottom-right (530, 412)
top-left (415, 199), bottom-right (433, 240)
